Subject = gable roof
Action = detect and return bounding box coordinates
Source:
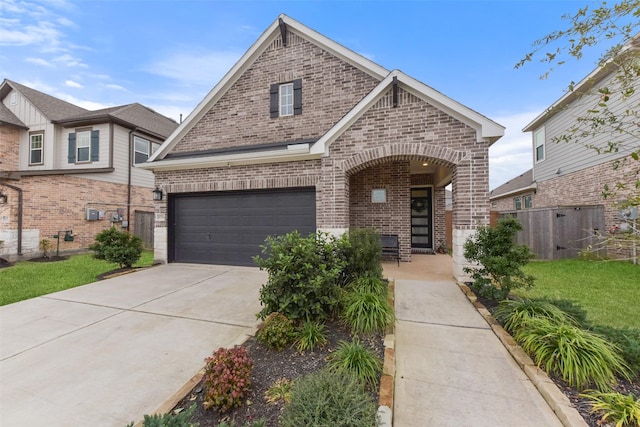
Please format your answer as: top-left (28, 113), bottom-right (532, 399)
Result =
top-left (489, 168), bottom-right (535, 200)
top-left (523, 33), bottom-right (640, 132)
top-left (146, 14), bottom-right (504, 168)
top-left (0, 79), bottom-right (177, 139)
top-left (1, 79), bottom-right (88, 121)
top-left (0, 102), bottom-right (27, 129)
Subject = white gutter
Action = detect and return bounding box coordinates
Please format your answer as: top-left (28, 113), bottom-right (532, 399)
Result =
top-left (137, 143), bottom-right (317, 172)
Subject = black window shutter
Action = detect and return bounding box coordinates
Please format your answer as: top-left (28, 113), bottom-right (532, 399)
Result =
top-left (269, 84), bottom-right (279, 118)
top-left (68, 133), bottom-right (76, 163)
top-left (90, 130), bottom-right (100, 161)
top-left (293, 79), bottom-right (302, 115)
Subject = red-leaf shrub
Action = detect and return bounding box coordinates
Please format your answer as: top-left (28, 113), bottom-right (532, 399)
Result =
top-left (203, 346), bottom-right (253, 412)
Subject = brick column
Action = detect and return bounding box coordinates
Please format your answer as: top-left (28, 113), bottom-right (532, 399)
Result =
top-left (317, 157), bottom-right (349, 235)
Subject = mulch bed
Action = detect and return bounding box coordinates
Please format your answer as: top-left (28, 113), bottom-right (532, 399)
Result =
top-left (172, 320), bottom-right (384, 426)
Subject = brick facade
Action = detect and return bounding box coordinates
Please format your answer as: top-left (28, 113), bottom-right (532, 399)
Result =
top-left (151, 21), bottom-right (495, 281)
top-left (0, 174), bottom-right (153, 260)
top-left (0, 125), bottom-right (20, 171)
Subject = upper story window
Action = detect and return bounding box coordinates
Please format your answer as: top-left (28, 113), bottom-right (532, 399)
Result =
top-left (29, 132), bottom-right (44, 165)
top-left (279, 83), bottom-right (294, 116)
top-left (68, 129), bottom-right (99, 164)
top-left (76, 130), bottom-right (91, 162)
top-left (270, 79), bottom-right (302, 118)
top-left (534, 128), bottom-right (545, 163)
top-left (134, 136), bottom-right (160, 164)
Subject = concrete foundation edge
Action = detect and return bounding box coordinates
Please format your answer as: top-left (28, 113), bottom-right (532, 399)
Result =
top-left (456, 283), bottom-right (588, 427)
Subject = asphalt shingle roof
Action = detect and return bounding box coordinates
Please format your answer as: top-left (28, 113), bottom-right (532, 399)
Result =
top-left (490, 169), bottom-right (534, 199)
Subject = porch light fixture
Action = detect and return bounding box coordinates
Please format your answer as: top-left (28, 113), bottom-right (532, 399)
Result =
top-left (422, 162), bottom-right (429, 167)
top-left (152, 187), bottom-right (163, 201)
top-left (0, 192), bottom-right (7, 204)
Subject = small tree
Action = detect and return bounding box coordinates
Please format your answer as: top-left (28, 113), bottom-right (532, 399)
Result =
top-left (463, 216), bottom-right (535, 301)
top-left (39, 239), bottom-right (52, 259)
top-left (89, 227), bottom-right (142, 269)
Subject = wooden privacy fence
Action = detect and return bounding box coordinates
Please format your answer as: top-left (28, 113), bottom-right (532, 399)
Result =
top-left (134, 210), bottom-right (154, 249)
top-left (498, 205), bottom-right (605, 260)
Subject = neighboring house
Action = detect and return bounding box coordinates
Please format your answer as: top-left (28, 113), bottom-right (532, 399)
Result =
top-left (141, 15), bottom-right (504, 280)
top-left (490, 39), bottom-right (638, 258)
top-left (489, 169), bottom-right (536, 212)
top-left (0, 79), bottom-right (178, 260)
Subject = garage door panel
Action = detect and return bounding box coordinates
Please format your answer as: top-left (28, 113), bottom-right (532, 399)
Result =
top-left (171, 188), bottom-right (315, 266)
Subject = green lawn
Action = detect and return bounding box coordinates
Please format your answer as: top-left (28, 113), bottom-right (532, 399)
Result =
top-left (0, 251), bottom-right (154, 306)
top-left (514, 259), bottom-right (640, 329)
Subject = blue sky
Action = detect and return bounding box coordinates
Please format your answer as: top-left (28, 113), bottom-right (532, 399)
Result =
top-left (0, 0), bottom-right (608, 189)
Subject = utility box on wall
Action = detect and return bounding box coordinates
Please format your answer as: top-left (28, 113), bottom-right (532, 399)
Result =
top-left (86, 209), bottom-right (99, 221)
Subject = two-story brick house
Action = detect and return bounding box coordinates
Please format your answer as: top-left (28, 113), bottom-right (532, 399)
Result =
top-left (489, 37), bottom-right (638, 259)
top-left (0, 79), bottom-right (178, 260)
top-left (141, 15), bottom-right (504, 280)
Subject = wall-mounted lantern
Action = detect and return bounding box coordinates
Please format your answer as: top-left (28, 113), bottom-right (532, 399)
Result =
top-left (152, 187), bottom-right (163, 201)
top-left (0, 192), bottom-right (7, 204)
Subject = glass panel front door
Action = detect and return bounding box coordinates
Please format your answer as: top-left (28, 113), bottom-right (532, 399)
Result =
top-left (411, 187), bottom-right (432, 249)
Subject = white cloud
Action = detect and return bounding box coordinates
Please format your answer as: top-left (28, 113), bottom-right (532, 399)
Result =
top-left (25, 57), bottom-right (53, 67)
top-left (488, 111), bottom-right (540, 189)
top-left (53, 53), bottom-right (87, 68)
top-left (65, 79), bottom-right (82, 88)
top-left (105, 83), bottom-right (126, 91)
top-left (144, 49), bottom-right (243, 85)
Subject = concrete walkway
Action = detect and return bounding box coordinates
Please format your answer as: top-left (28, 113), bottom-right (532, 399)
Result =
top-left (384, 255), bottom-right (563, 427)
top-left (0, 264), bottom-right (264, 427)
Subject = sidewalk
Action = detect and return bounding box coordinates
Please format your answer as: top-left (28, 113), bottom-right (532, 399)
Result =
top-left (384, 255), bottom-right (563, 427)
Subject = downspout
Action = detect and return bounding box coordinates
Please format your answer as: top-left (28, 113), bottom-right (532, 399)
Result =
top-left (0, 182), bottom-right (23, 255)
top-left (127, 129), bottom-right (137, 229)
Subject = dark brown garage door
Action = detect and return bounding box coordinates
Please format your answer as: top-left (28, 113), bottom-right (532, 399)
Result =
top-left (169, 187), bottom-right (316, 266)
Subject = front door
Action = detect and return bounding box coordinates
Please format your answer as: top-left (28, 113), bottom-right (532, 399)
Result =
top-left (411, 187), bottom-right (433, 250)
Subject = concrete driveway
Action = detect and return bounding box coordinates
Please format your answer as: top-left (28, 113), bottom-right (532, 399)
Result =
top-left (0, 264), bottom-right (264, 427)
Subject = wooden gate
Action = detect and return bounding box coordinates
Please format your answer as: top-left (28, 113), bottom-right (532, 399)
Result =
top-left (134, 211), bottom-right (154, 249)
top-left (500, 206), bottom-right (605, 259)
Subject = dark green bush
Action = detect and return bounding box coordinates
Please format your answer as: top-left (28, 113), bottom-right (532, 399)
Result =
top-left (254, 231), bottom-right (346, 321)
top-left (256, 312), bottom-right (295, 351)
top-left (338, 228), bottom-right (383, 284)
top-left (591, 325), bottom-right (640, 379)
top-left (328, 338), bottom-right (382, 389)
top-left (89, 227), bottom-right (142, 268)
top-left (203, 346), bottom-right (253, 413)
top-left (279, 368), bottom-right (378, 427)
top-left (515, 318), bottom-right (631, 390)
top-left (125, 405), bottom-right (196, 427)
top-left (463, 216), bottom-right (535, 300)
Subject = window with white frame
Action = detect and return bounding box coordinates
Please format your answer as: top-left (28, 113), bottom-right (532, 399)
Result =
top-left (534, 128), bottom-right (545, 162)
top-left (279, 83), bottom-right (294, 116)
top-left (514, 197), bottom-right (522, 210)
top-left (76, 130), bottom-right (91, 162)
top-left (134, 136), bottom-right (160, 164)
top-left (29, 133), bottom-right (43, 165)
top-left (524, 194), bottom-right (533, 209)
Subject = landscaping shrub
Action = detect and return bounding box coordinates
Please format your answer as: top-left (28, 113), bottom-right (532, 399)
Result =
top-left (493, 299), bottom-right (579, 334)
top-left (202, 346), bottom-right (253, 413)
top-left (39, 239), bottom-right (52, 258)
top-left (294, 320), bottom-right (328, 352)
top-left (218, 419), bottom-right (266, 427)
top-left (342, 288), bottom-right (394, 335)
top-left (514, 318), bottom-right (631, 390)
top-left (265, 378), bottom-right (293, 405)
top-left (581, 391), bottom-right (640, 427)
top-left (346, 274), bottom-right (388, 297)
top-left (591, 325), bottom-right (640, 379)
top-left (328, 338), bottom-right (382, 389)
top-left (89, 227), bottom-right (142, 268)
top-left (463, 216), bottom-right (535, 301)
top-left (279, 368), bottom-right (378, 427)
top-left (338, 228), bottom-right (383, 283)
top-left (538, 298), bottom-right (590, 328)
top-left (254, 231), bottom-right (345, 321)
top-left (256, 312), bottom-right (295, 351)
top-left (125, 405), bottom-right (196, 427)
